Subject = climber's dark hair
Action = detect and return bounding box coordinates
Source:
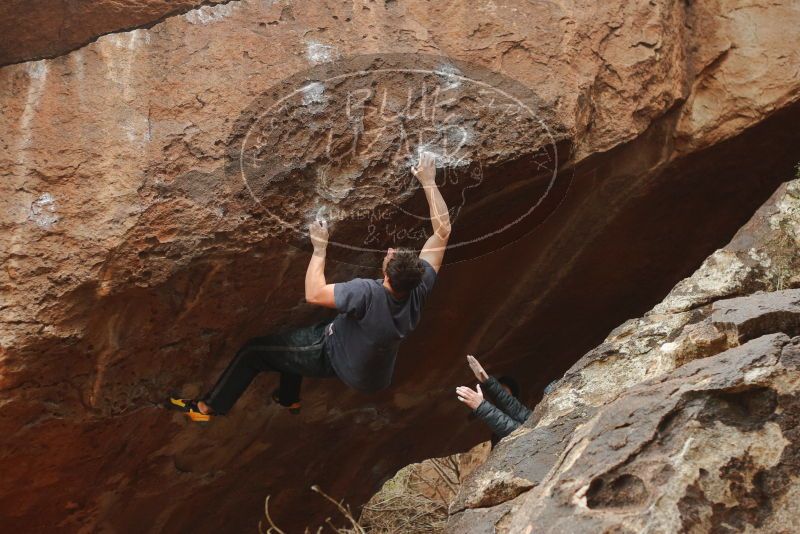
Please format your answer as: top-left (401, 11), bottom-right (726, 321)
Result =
top-left (498, 376), bottom-right (520, 399)
top-left (385, 249), bottom-right (425, 294)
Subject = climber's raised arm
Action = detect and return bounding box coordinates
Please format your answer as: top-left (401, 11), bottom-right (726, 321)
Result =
top-left (305, 220), bottom-right (336, 308)
top-left (412, 151), bottom-right (451, 273)
top-left (172, 183), bottom-right (442, 424)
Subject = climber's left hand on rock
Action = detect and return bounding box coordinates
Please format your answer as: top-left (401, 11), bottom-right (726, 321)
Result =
top-left (309, 220), bottom-right (329, 251)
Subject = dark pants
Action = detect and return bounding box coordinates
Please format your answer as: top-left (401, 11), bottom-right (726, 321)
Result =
top-left (202, 321), bottom-right (336, 414)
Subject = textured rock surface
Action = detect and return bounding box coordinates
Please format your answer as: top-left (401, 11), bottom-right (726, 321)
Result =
top-left (712, 290), bottom-right (800, 344)
top-left (1, 0), bottom-right (800, 532)
top-left (446, 179), bottom-right (800, 531)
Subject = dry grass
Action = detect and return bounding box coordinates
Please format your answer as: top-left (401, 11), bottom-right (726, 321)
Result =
top-left (358, 456), bottom-right (462, 534)
top-left (260, 487), bottom-right (363, 534)
top-left (260, 443), bottom-right (490, 534)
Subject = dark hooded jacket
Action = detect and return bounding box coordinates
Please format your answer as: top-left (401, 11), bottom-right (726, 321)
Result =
top-left (473, 376), bottom-right (531, 445)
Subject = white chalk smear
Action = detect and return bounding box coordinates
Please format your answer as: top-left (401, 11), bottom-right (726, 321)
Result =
top-left (435, 63), bottom-right (463, 90)
top-left (18, 61), bottom-right (49, 152)
top-left (306, 41), bottom-right (338, 65)
top-left (405, 142), bottom-right (472, 170)
top-left (29, 193), bottom-right (59, 229)
top-left (184, 3), bottom-right (236, 25)
top-left (104, 29), bottom-right (150, 50)
top-left (301, 82), bottom-right (326, 106)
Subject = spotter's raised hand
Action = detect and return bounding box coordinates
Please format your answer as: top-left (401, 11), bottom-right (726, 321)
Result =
top-left (467, 354), bottom-right (489, 383)
top-left (456, 384), bottom-right (484, 410)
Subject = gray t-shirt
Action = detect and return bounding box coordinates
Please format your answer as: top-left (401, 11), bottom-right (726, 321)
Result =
top-left (325, 259), bottom-right (437, 392)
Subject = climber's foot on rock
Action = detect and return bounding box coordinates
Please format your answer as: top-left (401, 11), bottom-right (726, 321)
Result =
top-left (168, 396), bottom-right (212, 422)
top-left (271, 389), bottom-right (301, 414)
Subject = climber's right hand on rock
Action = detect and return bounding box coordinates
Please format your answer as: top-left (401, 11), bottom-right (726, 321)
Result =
top-left (456, 384), bottom-right (484, 410)
top-left (411, 150), bottom-right (436, 187)
top-left (309, 220), bottom-right (329, 251)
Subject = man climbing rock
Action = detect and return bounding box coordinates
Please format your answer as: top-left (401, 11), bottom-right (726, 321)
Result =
top-left (457, 355), bottom-right (531, 444)
top-left (169, 151), bottom-right (450, 421)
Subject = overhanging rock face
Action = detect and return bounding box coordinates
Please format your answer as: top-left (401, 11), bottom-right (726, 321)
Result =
top-left (1, 1), bottom-right (799, 532)
top-left (447, 180), bottom-right (800, 532)
top-left (0, 0), bottom-right (231, 66)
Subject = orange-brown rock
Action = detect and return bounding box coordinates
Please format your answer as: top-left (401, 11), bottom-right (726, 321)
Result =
top-left (0, 0), bottom-right (229, 66)
top-left (1, 1), bottom-right (799, 532)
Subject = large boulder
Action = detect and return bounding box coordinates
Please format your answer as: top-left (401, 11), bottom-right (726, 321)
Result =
top-left (446, 179), bottom-right (800, 531)
top-left (1, 1), bottom-right (799, 531)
